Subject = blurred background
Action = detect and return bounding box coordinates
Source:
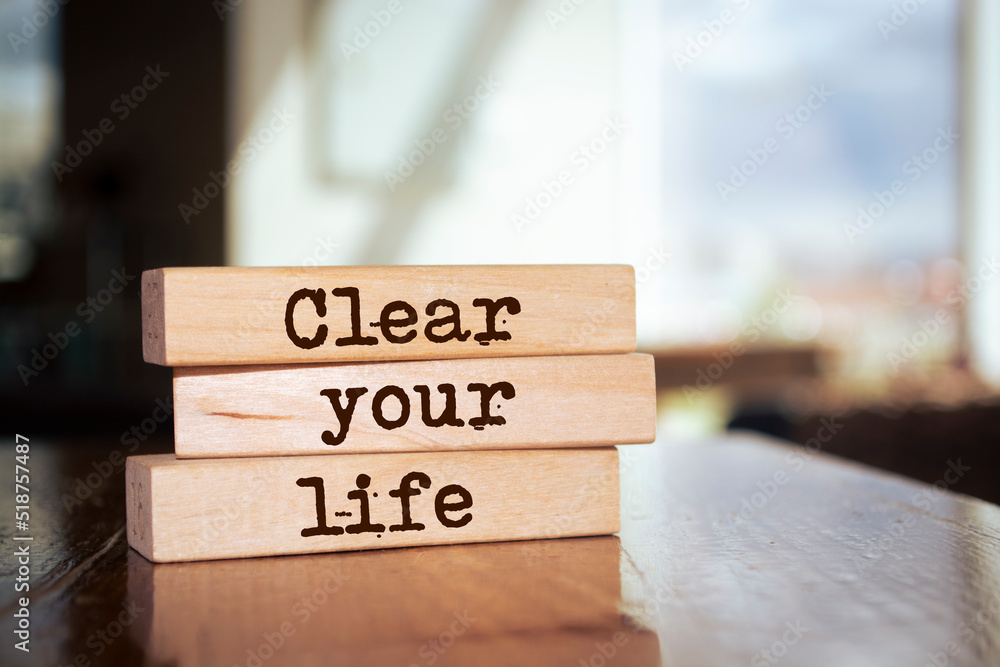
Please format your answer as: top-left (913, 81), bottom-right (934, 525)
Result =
top-left (1, 0), bottom-right (998, 501)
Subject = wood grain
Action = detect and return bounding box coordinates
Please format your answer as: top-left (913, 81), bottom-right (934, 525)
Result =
top-left (126, 448), bottom-right (619, 562)
top-left (141, 265), bottom-right (635, 366)
top-left (173, 353), bottom-right (655, 457)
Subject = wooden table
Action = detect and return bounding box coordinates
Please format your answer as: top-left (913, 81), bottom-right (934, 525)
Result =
top-left (2, 433), bottom-right (999, 666)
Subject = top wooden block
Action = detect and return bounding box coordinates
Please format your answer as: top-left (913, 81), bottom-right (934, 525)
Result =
top-left (142, 265), bottom-right (635, 366)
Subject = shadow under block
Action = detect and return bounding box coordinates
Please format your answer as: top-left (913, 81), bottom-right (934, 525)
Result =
top-left (173, 353), bottom-right (655, 457)
top-left (126, 448), bottom-right (619, 562)
top-left (141, 265), bottom-right (636, 366)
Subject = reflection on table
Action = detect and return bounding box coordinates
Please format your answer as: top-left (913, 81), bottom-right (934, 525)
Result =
top-left (127, 536), bottom-right (660, 667)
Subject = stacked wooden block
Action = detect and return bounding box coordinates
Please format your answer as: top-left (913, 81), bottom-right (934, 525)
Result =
top-left (127, 266), bottom-right (655, 562)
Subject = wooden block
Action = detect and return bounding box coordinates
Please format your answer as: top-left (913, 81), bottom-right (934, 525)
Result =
top-left (173, 353), bottom-right (655, 457)
top-left (127, 537), bottom-right (660, 666)
top-left (126, 448), bottom-right (619, 562)
top-left (141, 265), bottom-right (635, 366)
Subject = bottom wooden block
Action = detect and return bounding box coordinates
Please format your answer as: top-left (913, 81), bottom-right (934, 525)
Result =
top-left (126, 448), bottom-right (619, 562)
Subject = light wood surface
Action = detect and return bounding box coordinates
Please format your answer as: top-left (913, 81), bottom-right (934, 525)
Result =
top-left (173, 353), bottom-right (655, 457)
top-left (141, 265), bottom-right (636, 366)
top-left (618, 434), bottom-right (1000, 666)
top-left (126, 448), bottom-right (619, 562)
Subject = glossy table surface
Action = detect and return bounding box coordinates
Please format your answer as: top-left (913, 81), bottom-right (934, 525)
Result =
top-left (2, 433), bottom-right (999, 666)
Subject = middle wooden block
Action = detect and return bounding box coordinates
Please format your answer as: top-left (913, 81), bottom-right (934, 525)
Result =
top-left (174, 353), bottom-right (655, 458)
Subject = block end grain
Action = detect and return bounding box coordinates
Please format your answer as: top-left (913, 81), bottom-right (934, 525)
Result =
top-left (126, 457), bottom-right (156, 561)
top-left (141, 269), bottom-right (167, 365)
top-left (637, 353), bottom-right (658, 444)
top-left (607, 448), bottom-right (622, 534)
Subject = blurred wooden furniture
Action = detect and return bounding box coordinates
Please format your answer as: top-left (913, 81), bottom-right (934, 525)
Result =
top-left (793, 396), bottom-right (1000, 505)
top-left (2, 433), bottom-right (999, 666)
top-left (648, 344), bottom-right (820, 394)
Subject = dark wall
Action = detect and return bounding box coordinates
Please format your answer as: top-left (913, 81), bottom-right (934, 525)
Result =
top-left (1, 0), bottom-right (225, 434)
